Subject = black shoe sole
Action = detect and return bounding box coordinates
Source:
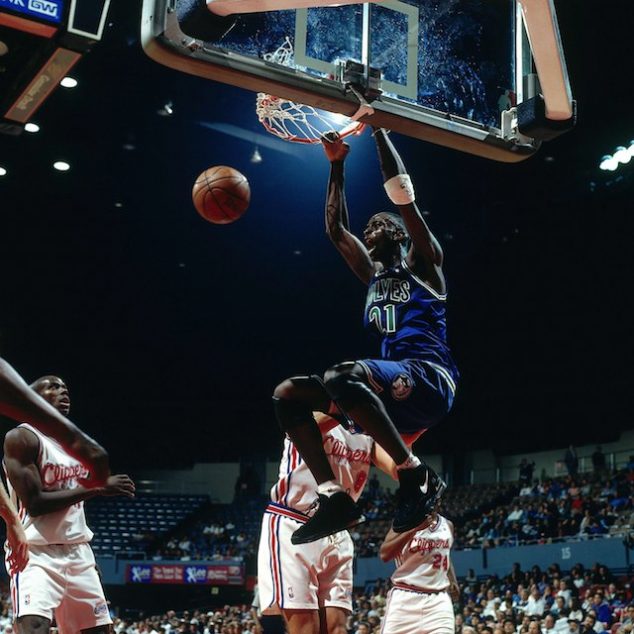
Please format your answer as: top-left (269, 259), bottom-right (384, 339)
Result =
top-left (392, 479), bottom-right (447, 533)
top-left (291, 514), bottom-right (366, 545)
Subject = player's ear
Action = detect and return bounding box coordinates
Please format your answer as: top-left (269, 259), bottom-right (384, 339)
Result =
top-left (394, 228), bottom-right (407, 244)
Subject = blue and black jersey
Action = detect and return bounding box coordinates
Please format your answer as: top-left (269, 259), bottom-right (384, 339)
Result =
top-left (363, 260), bottom-right (458, 383)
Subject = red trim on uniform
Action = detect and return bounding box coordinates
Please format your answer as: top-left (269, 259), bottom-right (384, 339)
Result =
top-left (363, 364), bottom-right (383, 394)
top-left (265, 503), bottom-right (308, 524)
top-left (290, 446), bottom-right (296, 472)
top-left (268, 514), bottom-right (282, 606)
top-left (392, 581), bottom-right (448, 594)
top-left (400, 428), bottom-right (427, 447)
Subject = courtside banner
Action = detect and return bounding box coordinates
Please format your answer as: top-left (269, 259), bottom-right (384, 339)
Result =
top-left (0, 0), bottom-right (65, 24)
top-left (126, 563), bottom-right (244, 585)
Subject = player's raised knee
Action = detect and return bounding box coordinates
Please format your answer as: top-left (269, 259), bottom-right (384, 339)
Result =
top-left (324, 362), bottom-right (371, 407)
top-left (273, 378), bottom-right (296, 401)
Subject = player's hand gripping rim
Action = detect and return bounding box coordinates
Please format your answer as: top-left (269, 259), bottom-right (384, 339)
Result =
top-left (321, 131), bottom-right (350, 163)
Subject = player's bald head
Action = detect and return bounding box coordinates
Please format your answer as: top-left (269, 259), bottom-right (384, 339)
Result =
top-left (30, 375), bottom-right (65, 394)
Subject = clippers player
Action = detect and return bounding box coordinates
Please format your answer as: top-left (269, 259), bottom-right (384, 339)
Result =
top-left (3, 375), bottom-right (135, 634)
top-left (257, 412), bottom-right (396, 634)
top-left (0, 357), bottom-right (110, 483)
top-left (273, 128), bottom-right (458, 544)
top-left (379, 508), bottom-right (459, 634)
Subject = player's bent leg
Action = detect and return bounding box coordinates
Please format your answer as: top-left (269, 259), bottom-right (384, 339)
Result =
top-left (324, 607), bottom-right (348, 634)
top-left (273, 375), bottom-right (331, 410)
top-left (323, 362), bottom-right (410, 464)
top-left (326, 361), bottom-right (447, 533)
top-left (16, 615), bottom-right (52, 634)
top-left (282, 609), bottom-right (320, 634)
top-left (273, 375), bottom-right (336, 485)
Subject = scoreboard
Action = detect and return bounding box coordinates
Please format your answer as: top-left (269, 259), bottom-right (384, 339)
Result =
top-left (0, 0), bottom-right (111, 134)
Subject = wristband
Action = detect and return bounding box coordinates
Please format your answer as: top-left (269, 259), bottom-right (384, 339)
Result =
top-left (384, 174), bottom-right (415, 205)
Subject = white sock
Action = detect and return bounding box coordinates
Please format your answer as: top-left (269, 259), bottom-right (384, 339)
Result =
top-left (317, 480), bottom-right (344, 496)
top-left (396, 454), bottom-right (422, 471)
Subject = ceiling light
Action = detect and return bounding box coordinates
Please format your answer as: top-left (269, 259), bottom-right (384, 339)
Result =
top-left (0, 40), bottom-right (8, 56)
top-left (157, 101), bottom-right (173, 116)
top-left (613, 146), bottom-right (631, 165)
top-left (250, 147), bottom-right (262, 164)
top-left (0, 166), bottom-right (7, 176)
top-left (599, 155), bottom-right (618, 172)
top-left (24, 123), bottom-right (40, 133)
top-left (60, 77), bottom-right (78, 88)
top-left (53, 161), bottom-right (70, 171)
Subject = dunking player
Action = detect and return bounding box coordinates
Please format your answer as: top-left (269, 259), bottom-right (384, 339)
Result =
top-left (273, 128), bottom-right (458, 543)
top-left (3, 375), bottom-right (135, 634)
top-left (379, 507), bottom-right (459, 634)
top-left (257, 412), bottom-right (396, 634)
top-left (0, 357), bottom-right (109, 483)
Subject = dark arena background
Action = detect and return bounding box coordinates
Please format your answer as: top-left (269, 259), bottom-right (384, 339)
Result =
top-left (1, 0), bottom-right (634, 629)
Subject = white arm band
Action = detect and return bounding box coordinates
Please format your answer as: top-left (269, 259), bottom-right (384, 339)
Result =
top-left (384, 174), bottom-right (415, 205)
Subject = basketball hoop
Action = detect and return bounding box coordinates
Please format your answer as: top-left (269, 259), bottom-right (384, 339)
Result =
top-left (255, 38), bottom-right (371, 144)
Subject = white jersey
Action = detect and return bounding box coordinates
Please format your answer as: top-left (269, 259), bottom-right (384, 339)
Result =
top-left (5, 424), bottom-right (93, 546)
top-left (391, 514), bottom-right (453, 591)
top-left (259, 416), bottom-right (373, 614)
top-left (269, 422), bottom-right (374, 514)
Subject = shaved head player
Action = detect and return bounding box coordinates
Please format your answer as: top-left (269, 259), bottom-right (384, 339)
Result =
top-left (273, 129), bottom-right (459, 544)
top-left (0, 358), bottom-right (111, 574)
top-left (0, 358), bottom-right (109, 482)
top-left (3, 375), bottom-right (135, 634)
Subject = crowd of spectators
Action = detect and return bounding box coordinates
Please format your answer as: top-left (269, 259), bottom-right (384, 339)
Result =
top-left (3, 561), bottom-right (632, 634)
top-left (455, 469), bottom-right (634, 549)
top-left (150, 499), bottom-right (261, 562)
top-left (138, 464), bottom-right (634, 562)
top-left (348, 467), bottom-right (634, 555)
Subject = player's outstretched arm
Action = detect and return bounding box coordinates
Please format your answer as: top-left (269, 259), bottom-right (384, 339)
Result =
top-left (3, 428), bottom-right (134, 517)
top-left (0, 479), bottom-right (29, 574)
top-left (379, 523), bottom-right (419, 562)
top-left (372, 129), bottom-right (445, 281)
top-left (0, 357), bottom-right (109, 486)
top-left (322, 133), bottom-right (376, 284)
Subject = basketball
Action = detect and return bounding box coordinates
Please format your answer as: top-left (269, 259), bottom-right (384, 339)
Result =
top-left (192, 166), bottom-right (251, 224)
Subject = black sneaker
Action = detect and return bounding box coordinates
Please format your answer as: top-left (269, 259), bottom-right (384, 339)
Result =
top-left (392, 464), bottom-right (447, 533)
top-left (291, 492), bottom-right (365, 545)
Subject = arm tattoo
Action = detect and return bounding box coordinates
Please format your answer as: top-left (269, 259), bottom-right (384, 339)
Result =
top-left (325, 162), bottom-right (350, 240)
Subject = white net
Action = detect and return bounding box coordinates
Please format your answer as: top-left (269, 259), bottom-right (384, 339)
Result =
top-left (256, 38), bottom-right (367, 144)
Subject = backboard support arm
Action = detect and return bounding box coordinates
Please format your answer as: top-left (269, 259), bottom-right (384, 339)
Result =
top-left (207, 0), bottom-right (379, 17)
top-left (517, 0), bottom-right (573, 121)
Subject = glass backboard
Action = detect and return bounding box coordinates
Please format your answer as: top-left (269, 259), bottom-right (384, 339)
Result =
top-left (141, 0), bottom-right (570, 161)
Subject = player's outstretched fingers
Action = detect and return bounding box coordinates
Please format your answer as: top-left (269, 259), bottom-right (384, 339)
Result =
top-left (105, 474), bottom-right (136, 497)
top-left (8, 544), bottom-right (29, 574)
top-left (321, 136), bottom-right (350, 163)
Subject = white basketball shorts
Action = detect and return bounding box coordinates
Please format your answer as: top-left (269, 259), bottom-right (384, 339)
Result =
top-left (381, 588), bottom-right (454, 634)
top-left (257, 507), bottom-right (353, 613)
top-left (7, 542), bottom-right (112, 634)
